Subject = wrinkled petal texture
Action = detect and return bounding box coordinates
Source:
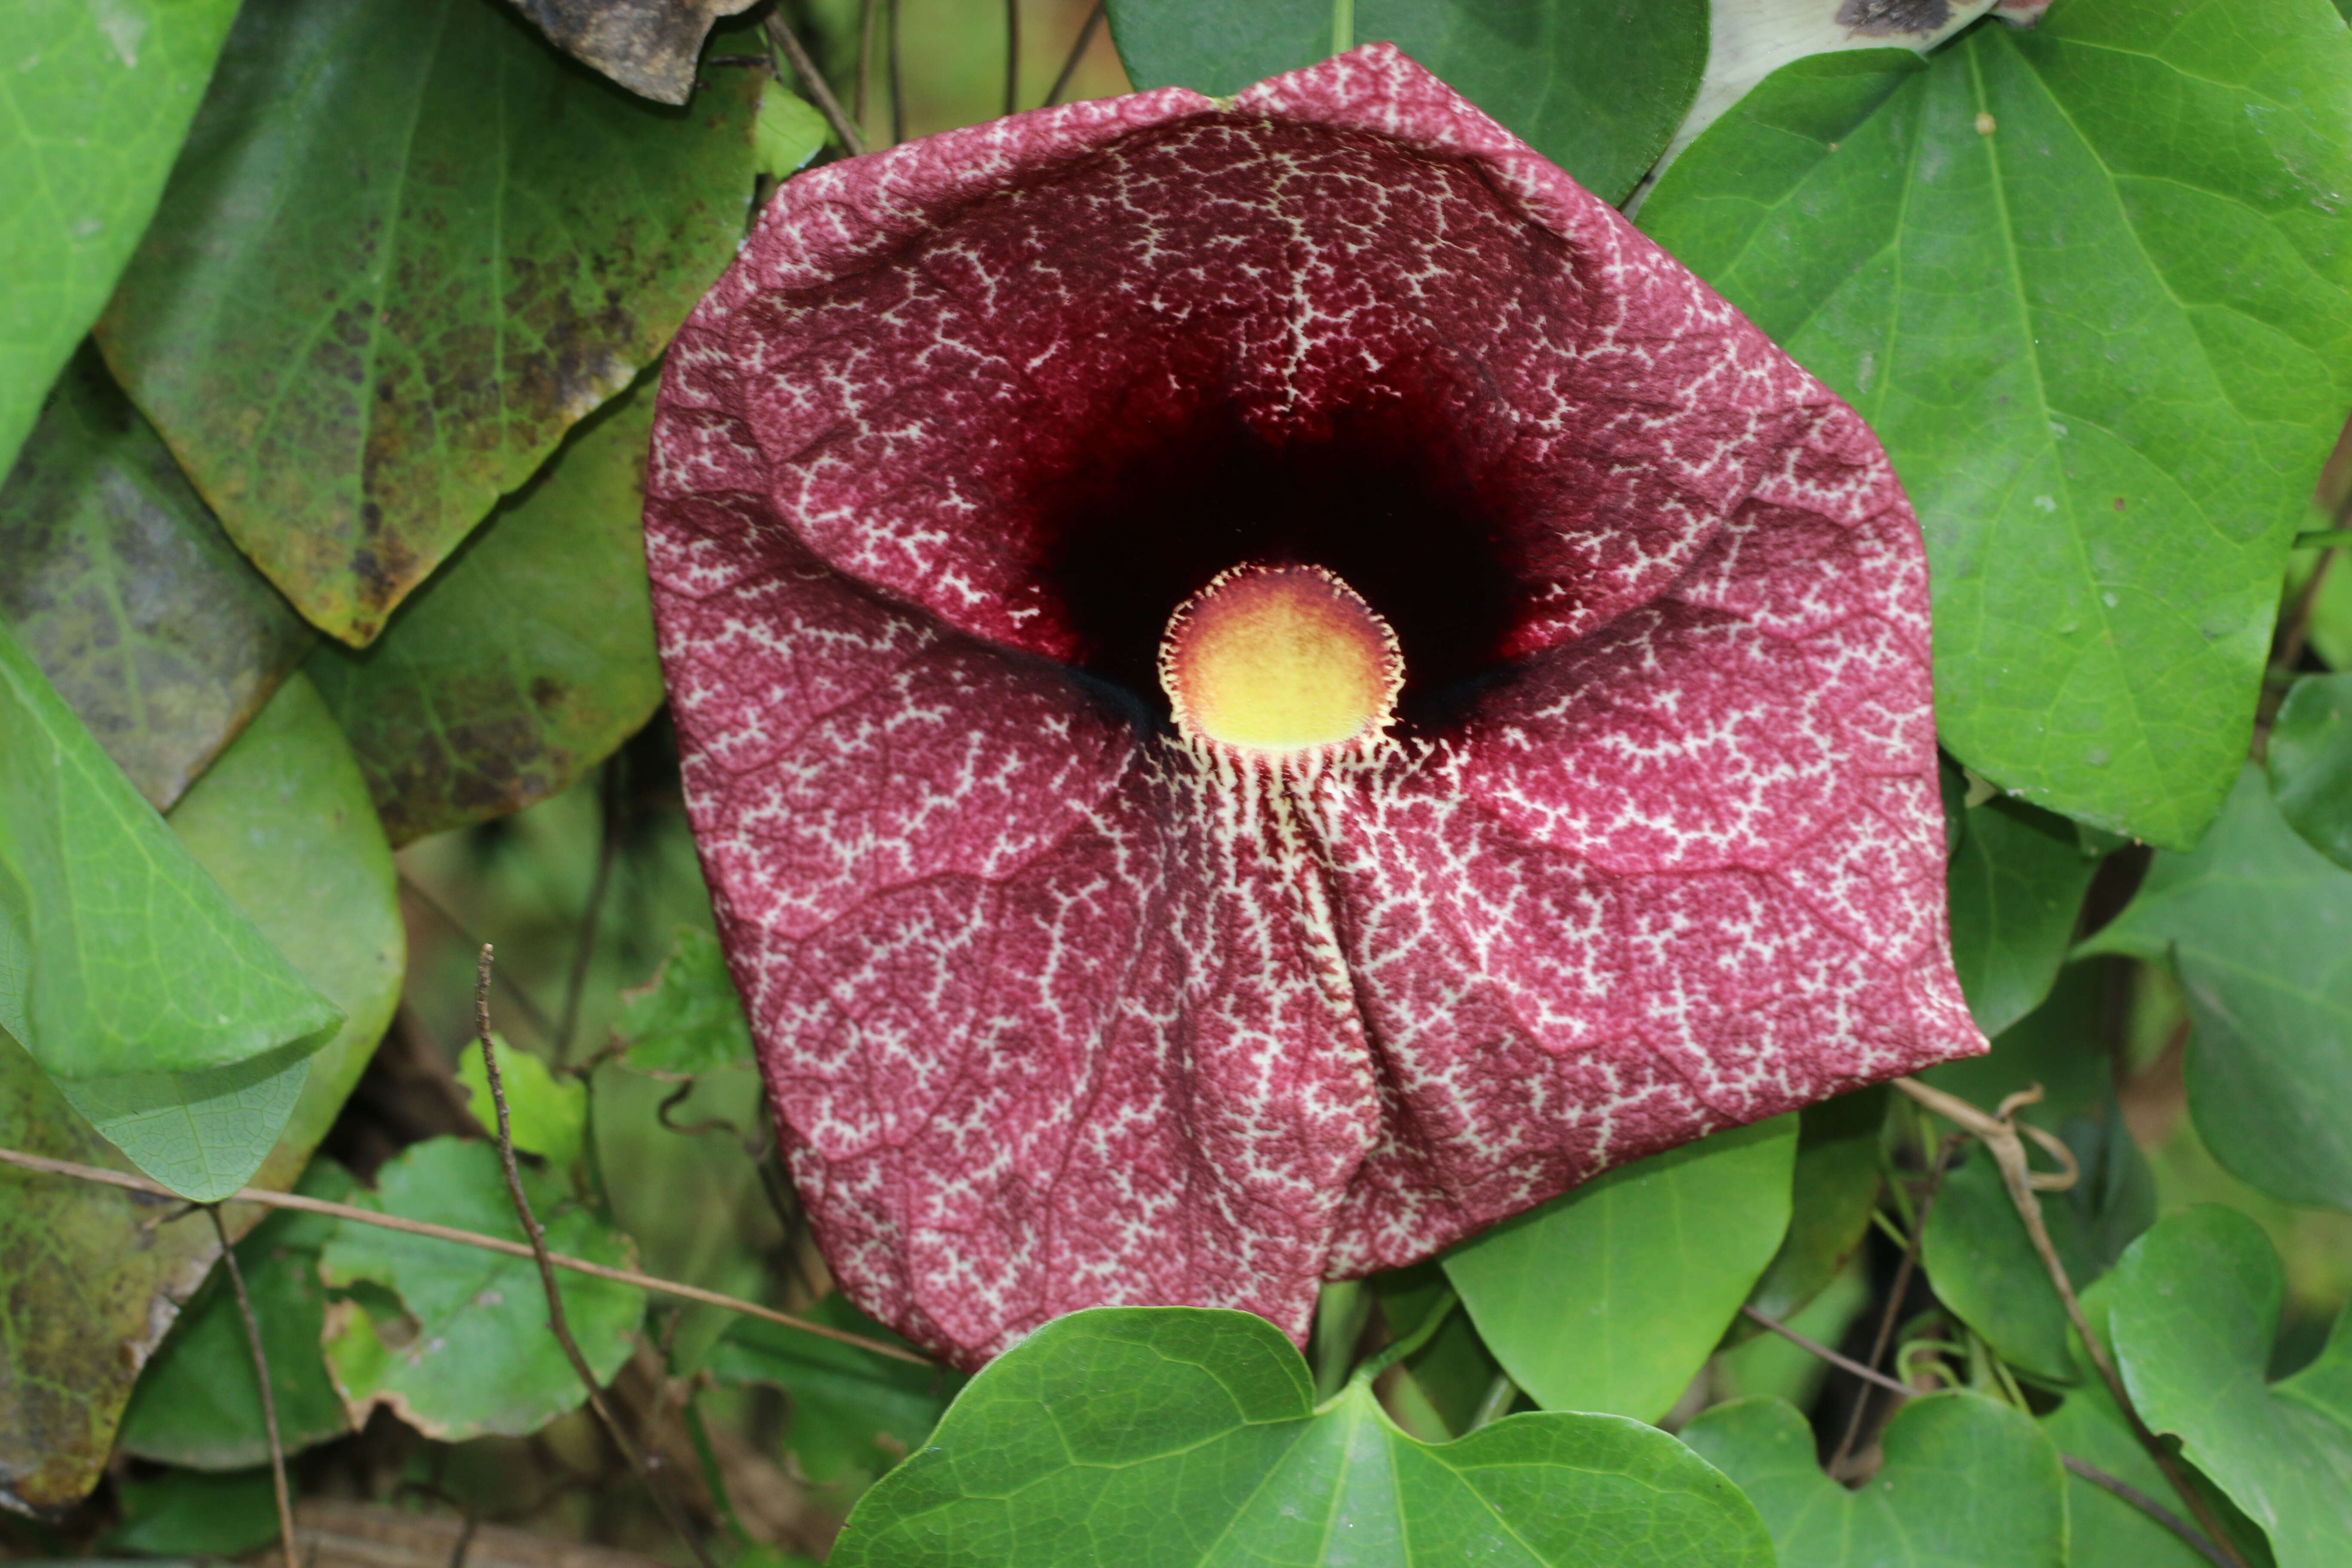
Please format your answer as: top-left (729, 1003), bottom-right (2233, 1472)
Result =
top-left (646, 44), bottom-right (1981, 1367)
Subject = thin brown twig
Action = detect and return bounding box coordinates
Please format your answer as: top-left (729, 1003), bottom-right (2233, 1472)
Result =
top-left (1744, 1302), bottom-right (2234, 1568)
top-left (1830, 1128), bottom-right (1958, 1471)
top-left (1003, 0), bottom-right (1021, 115)
top-left (765, 14), bottom-right (867, 157)
top-left (1893, 1077), bottom-right (2248, 1568)
top-left (475, 947), bottom-right (719, 1568)
top-left (0, 1152), bottom-right (927, 1364)
top-left (208, 1205), bottom-right (297, 1568)
top-left (2276, 547), bottom-right (2337, 677)
top-left (1740, 1304), bottom-right (1913, 1399)
top-left (1044, 1), bottom-right (1105, 107)
top-left (2064, 1456), bottom-right (2236, 1568)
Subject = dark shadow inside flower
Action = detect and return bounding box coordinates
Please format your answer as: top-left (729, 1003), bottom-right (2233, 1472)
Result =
top-left (1030, 383), bottom-right (1531, 738)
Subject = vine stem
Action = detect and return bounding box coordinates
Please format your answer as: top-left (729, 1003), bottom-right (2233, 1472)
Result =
top-left (1829, 1127), bottom-right (1957, 1471)
top-left (475, 947), bottom-right (719, 1568)
top-left (207, 1204), bottom-right (297, 1568)
top-left (1042, 1), bottom-right (1104, 107)
top-left (1743, 1302), bottom-right (2235, 1568)
top-left (766, 14), bottom-right (866, 156)
top-left (0, 1158), bottom-right (927, 1367)
top-left (1891, 1077), bottom-right (2249, 1568)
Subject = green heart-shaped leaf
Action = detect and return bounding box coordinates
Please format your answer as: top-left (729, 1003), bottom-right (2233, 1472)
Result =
top-left (0, 0), bottom-right (242, 477)
top-left (1642, 0), bottom-right (2352, 848)
top-left (320, 1136), bottom-right (646, 1441)
top-left (828, 1306), bottom-right (1772, 1567)
top-left (2079, 765), bottom-right (2352, 1211)
top-left (1444, 1115), bottom-right (1796, 1421)
top-left (2266, 671), bottom-right (2352, 873)
top-left (2107, 1205), bottom-right (2352, 1567)
top-left (1682, 1390), bottom-right (2066, 1567)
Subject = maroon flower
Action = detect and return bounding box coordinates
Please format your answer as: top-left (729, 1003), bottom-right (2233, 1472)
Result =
top-left (645, 44), bottom-right (1982, 1368)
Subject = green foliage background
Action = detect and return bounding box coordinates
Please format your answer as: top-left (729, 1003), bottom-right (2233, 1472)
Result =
top-left (4, 0), bottom-right (2351, 1563)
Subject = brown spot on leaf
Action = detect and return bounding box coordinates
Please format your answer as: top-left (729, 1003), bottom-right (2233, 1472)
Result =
top-left (502, 0), bottom-right (757, 106)
top-left (1837, 0), bottom-right (1952, 36)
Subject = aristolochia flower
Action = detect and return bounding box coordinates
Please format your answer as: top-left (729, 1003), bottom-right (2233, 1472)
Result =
top-left (645, 44), bottom-right (1983, 1368)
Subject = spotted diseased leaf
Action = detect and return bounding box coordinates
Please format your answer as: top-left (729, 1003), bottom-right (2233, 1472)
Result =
top-left (304, 383), bottom-right (664, 843)
top-left (0, 346), bottom-right (312, 811)
top-left (827, 1307), bottom-right (1774, 1568)
top-left (319, 1137), bottom-right (646, 1441)
top-left (646, 45), bottom-right (1981, 1367)
top-left (96, 0), bottom-right (763, 646)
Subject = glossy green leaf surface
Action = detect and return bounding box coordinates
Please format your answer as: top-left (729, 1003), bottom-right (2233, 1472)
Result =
top-left (828, 1307), bottom-right (1773, 1568)
top-left (1444, 1116), bottom-right (1795, 1420)
top-left (97, 0), bottom-right (760, 646)
top-left (1682, 1392), bottom-right (2067, 1568)
top-left (320, 1136), bottom-right (647, 1440)
top-left (2080, 766), bottom-right (2352, 1211)
top-left (0, 674), bottom-right (398, 1509)
top-left (0, 347), bottom-right (312, 811)
top-left (0, 619), bottom-right (338, 1087)
top-left (2266, 671), bottom-right (2352, 872)
top-left (117, 1162), bottom-right (358, 1469)
top-left (705, 1298), bottom-right (966, 1485)
top-left (617, 925), bottom-right (754, 1076)
top-left (1947, 794), bottom-right (2101, 1037)
top-left (54, 674), bottom-right (403, 1201)
top-left (2107, 1206), bottom-right (2352, 1567)
top-left (0, 0), bottom-right (242, 478)
top-left (2040, 1377), bottom-right (2216, 1568)
top-left (1740, 1087), bottom-right (1884, 1335)
top-left (1105, 0), bottom-right (1708, 204)
top-left (754, 83), bottom-right (830, 176)
top-left (1641, 2), bottom-right (2352, 848)
top-left (455, 1040), bottom-right (588, 1175)
top-left (306, 386), bottom-right (663, 843)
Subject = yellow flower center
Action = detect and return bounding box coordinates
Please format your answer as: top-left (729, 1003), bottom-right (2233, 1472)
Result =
top-left (1158, 564), bottom-right (1403, 754)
